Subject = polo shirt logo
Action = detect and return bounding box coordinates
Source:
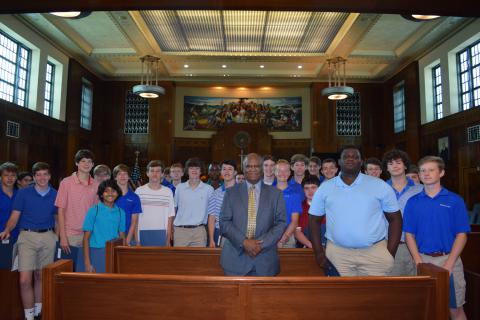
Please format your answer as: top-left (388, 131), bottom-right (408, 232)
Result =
top-left (439, 204), bottom-right (451, 208)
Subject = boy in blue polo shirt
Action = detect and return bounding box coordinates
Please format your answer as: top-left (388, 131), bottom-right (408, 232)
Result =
top-left (0, 162), bottom-right (57, 320)
top-left (404, 156), bottom-right (470, 320)
top-left (113, 164), bottom-right (142, 246)
top-left (0, 162), bottom-right (20, 243)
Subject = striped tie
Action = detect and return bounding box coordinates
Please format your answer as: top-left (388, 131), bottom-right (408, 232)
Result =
top-left (246, 185), bottom-right (257, 239)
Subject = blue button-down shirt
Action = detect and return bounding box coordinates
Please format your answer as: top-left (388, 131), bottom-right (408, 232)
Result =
top-left (174, 181), bottom-right (214, 226)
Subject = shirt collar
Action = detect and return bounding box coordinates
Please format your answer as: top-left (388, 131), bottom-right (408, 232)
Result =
top-left (246, 180), bottom-right (262, 190)
top-left (419, 187), bottom-right (448, 198)
top-left (335, 172), bottom-right (363, 187)
top-left (0, 186), bottom-right (17, 198)
top-left (72, 172), bottom-right (93, 185)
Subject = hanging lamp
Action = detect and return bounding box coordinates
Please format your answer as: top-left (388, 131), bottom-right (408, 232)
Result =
top-left (132, 55), bottom-right (165, 99)
top-left (321, 57), bottom-right (354, 100)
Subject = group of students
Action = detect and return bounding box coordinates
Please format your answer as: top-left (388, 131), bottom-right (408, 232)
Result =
top-left (0, 147), bottom-right (471, 320)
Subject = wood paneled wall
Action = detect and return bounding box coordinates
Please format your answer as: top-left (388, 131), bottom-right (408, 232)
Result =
top-left (0, 100), bottom-right (66, 186)
top-left (382, 61), bottom-right (421, 162)
top-left (420, 108), bottom-right (480, 207)
top-left (64, 60), bottom-right (106, 174)
top-left (311, 81), bottom-right (385, 158)
top-left (100, 80), bottom-right (175, 172)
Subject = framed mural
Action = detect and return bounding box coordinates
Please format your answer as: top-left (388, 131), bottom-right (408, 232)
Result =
top-left (183, 96), bottom-right (302, 131)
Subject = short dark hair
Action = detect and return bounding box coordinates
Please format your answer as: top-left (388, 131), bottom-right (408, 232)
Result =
top-left (322, 158), bottom-right (338, 168)
top-left (146, 160), bottom-right (165, 172)
top-left (263, 155), bottom-right (277, 163)
top-left (290, 154), bottom-right (308, 165)
top-left (74, 149), bottom-right (94, 163)
top-left (407, 164), bottom-right (419, 174)
top-left (221, 159), bottom-right (237, 171)
top-left (0, 162), bottom-right (18, 175)
top-left (382, 149), bottom-right (411, 172)
top-left (97, 179), bottom-right (122, 202)
top-left (309, 156), bottom-right (321, 166)
top-left (339, 145), bottom-right (362, 160)
top-left (302, 175), bottom-right (321, 187)
top-left (32, 162), bottom-right (50, 175)
top-left (185, 157), bottom-right (203, 171)
top-left (17, 171), bottom-right (33, 180)
top-left (365, 157), bottom-right (382, 167)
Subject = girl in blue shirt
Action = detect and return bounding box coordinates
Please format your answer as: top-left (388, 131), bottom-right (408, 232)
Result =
top-left (83, 179), bottom-right (126, 272)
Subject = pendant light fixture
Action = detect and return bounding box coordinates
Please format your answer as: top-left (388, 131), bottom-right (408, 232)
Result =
top-left (321, 57), bottom-right (354, 100)
top-left (132, 55), bottom-right (165, 99)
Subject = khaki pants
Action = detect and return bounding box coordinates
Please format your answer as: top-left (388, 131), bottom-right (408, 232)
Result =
top-left (389, 243), bottom-right (416, 276)
top-left (326, 240), bottom-right (394, 276)
top-left (173, 226), bottom-right (207, 247)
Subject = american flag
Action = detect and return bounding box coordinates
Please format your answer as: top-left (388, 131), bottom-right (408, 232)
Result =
top-left (131, 151), bottom-right (141, 185)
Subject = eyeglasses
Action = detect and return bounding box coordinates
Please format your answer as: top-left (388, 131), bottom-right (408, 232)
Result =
top-left (245, 165), bottom-right (261, 169)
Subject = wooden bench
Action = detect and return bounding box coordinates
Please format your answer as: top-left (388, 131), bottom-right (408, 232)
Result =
top-left (462, 231), bottom-right (480, 320)
top-left (105, 239), bottom-right (323, 276)
top-left (43, 259), bottom-right (448, 320)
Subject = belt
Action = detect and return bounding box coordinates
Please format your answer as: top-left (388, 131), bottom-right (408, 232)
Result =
top-left (399, 241), bottom-right (406, 244)
top-left (422, 252), bottom-right (449, 257)
top-left (22, 228), bottom-right (54, 233)
top-left (176, 224), bottom-right (205, 229)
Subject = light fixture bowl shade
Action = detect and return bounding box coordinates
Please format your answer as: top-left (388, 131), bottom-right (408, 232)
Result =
top-left (50, 11), bottom-right (91, 19)
top-left (132, 84), bottom-right (165, 99)
top-left (401, 14), bottom-right (441, 21)
top-left (321, 86), bottom-right (354, 100)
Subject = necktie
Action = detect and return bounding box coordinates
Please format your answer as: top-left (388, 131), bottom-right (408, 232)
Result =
top-left (246, 185), bottom-right (257, 239)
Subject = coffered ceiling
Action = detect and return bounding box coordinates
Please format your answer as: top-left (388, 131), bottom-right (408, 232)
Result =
top-left (16, 10), bottom-right (474, 83)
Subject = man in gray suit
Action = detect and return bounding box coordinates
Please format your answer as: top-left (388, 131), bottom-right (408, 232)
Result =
top-left (220, 153), bottom-right (286, 276)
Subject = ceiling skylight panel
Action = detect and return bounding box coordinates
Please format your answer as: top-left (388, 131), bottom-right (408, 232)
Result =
top-left (264, 11), bottom-right (311, 52)
top-left (141, 11), bottom-right (189, 52)
top-left (224, 11), bottom-right (265, 52)
top-left (177, 10), bottom-right (224, 51)
top-left (299, 12), bottom-right (349, 52)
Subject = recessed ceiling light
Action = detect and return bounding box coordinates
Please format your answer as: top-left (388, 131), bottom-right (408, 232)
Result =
top-left (184, 64), bottom-right (189, 68)
top-left (297, 65), bottom-right (303, 69)
top-left (222, 64), bottom-right (227, 69)
top-left (260, 65), bottom-right (265, 69)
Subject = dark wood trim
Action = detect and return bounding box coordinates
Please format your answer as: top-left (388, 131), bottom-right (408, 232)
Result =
top-left (1, 0), bottom-right (476, 17)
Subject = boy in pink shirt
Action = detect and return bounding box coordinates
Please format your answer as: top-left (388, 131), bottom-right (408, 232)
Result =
top-left (55, 149), bottom-right (99, 253)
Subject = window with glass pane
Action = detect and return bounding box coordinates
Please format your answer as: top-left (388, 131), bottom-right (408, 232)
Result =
top-left (393, 83), bottom-right (406, 133)
top-left (432, 65), bottom-right (443, 120)
top-left (80, 80), bottom-right (93, 130)
top-left (43, 62), bottom-right (55, 116)
top-left (457, 40), bottom-right (480, 110)
top-left (0, 31), bottom-right (31, 107)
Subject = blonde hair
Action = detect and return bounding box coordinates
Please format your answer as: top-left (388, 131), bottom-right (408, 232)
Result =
top-left (418, 156), bottom-right (445, 171)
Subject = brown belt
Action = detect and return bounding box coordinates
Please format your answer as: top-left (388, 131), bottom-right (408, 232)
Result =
top-left (422, 252), bottom-right (449, 257)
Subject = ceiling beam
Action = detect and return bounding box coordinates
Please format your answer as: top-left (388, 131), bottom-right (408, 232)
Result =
top-left (2, 0), bottom-right (476, 17)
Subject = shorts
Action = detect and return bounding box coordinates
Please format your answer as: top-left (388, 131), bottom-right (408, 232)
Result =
top-left (17, 230), bottom-right (56, 271)
top-left (420, 253), bottom-right (466, 308)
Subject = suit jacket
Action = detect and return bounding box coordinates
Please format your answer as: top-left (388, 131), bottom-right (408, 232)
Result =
top-left (220, 182), bottom-right (286, 276)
